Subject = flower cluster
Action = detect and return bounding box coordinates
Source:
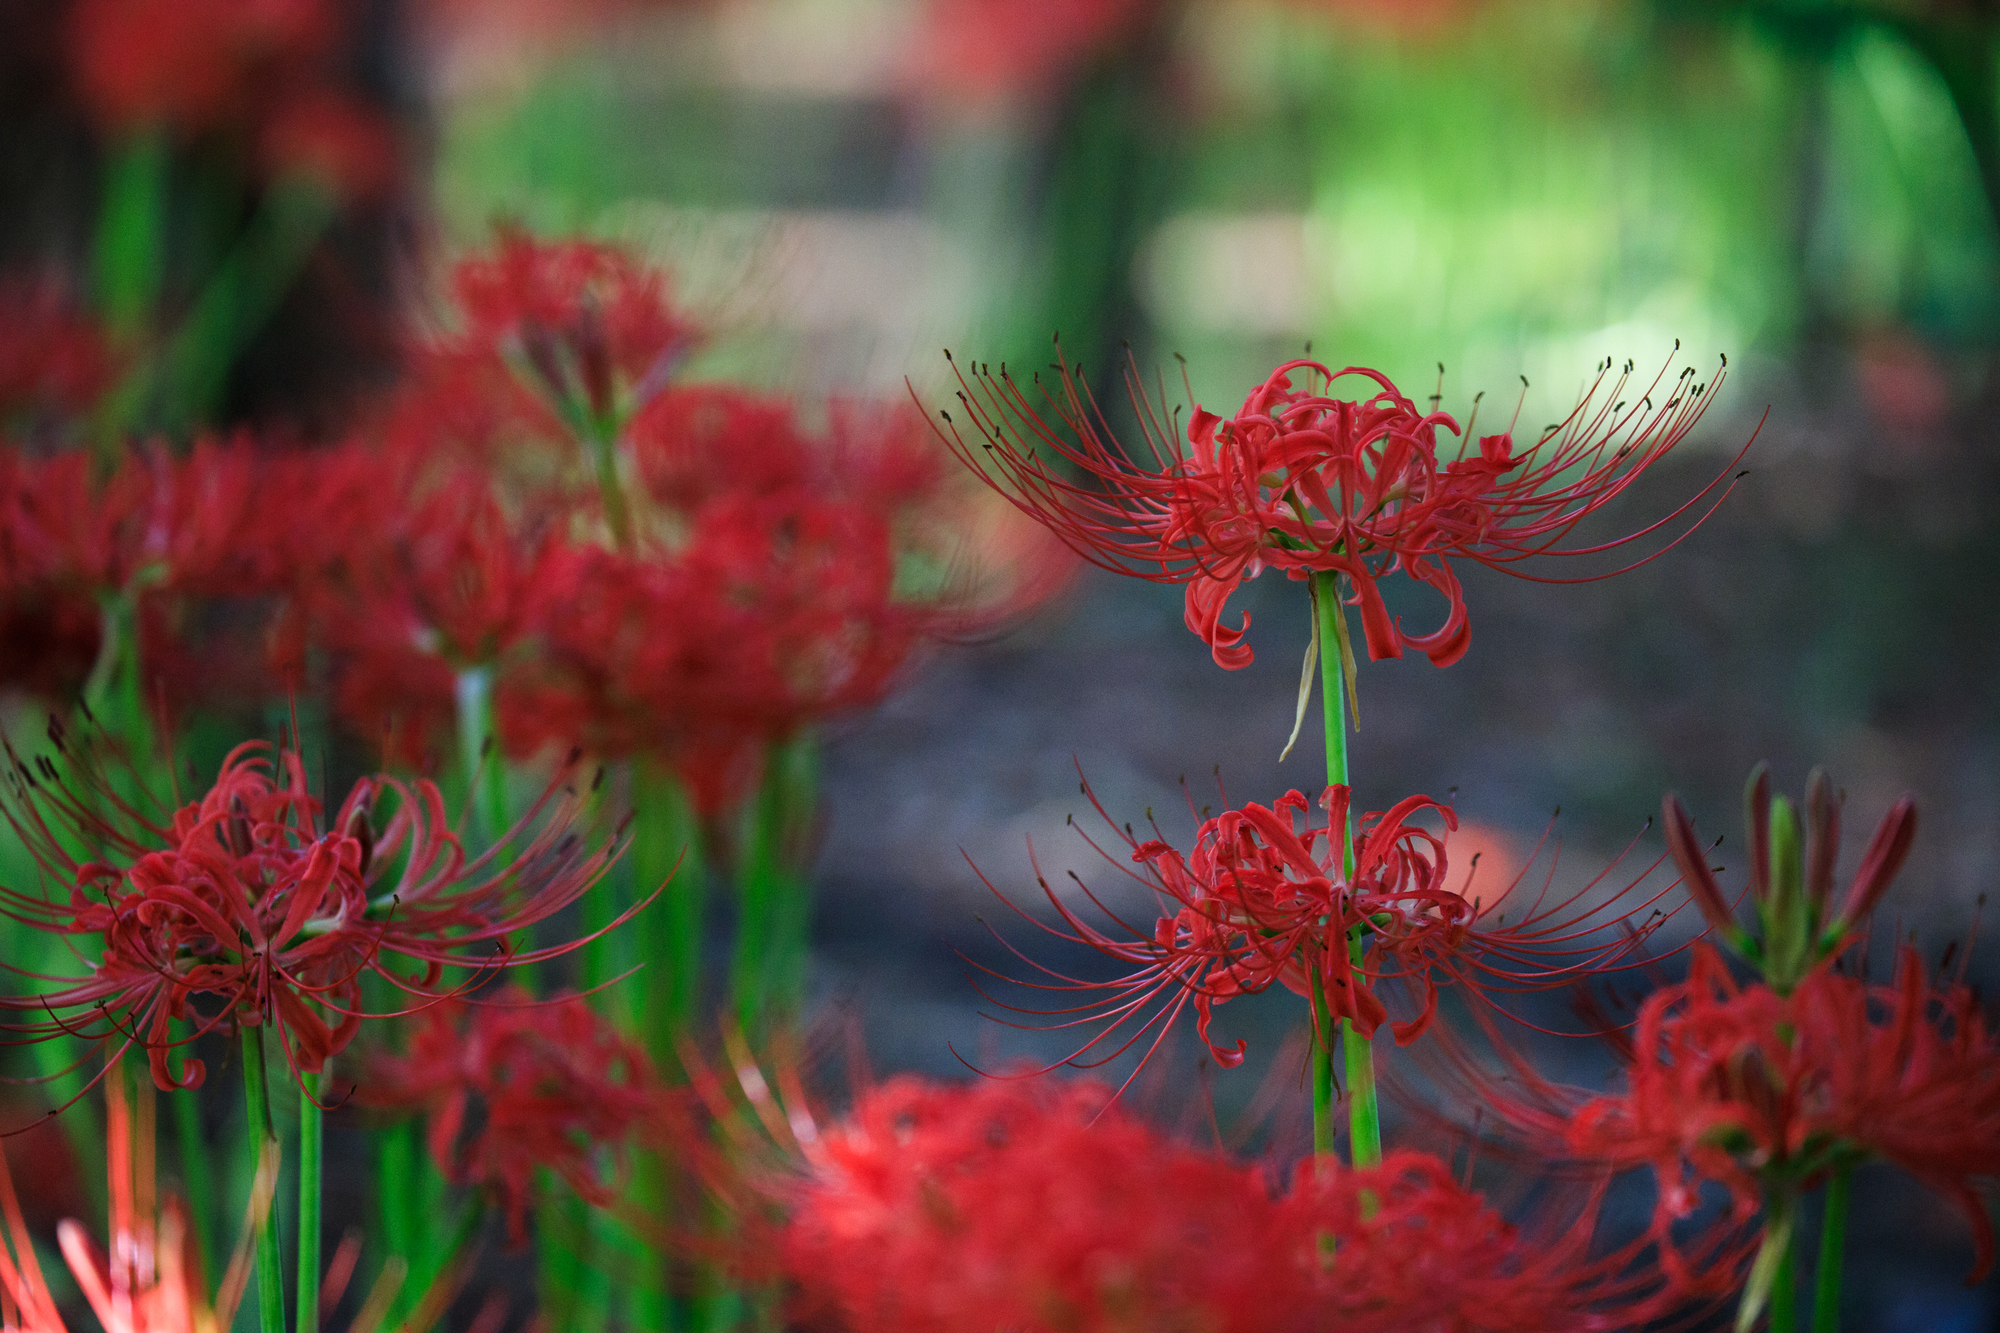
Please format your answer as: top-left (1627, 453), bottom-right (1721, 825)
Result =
top-left (941, 351), bottom-right (1743, 669)
top-left (365, 988), bottom-right (663, 1243)
top-left (986, 777), bottom-right (1678, 1076)
top-left (0, 736), bottom-right (626, 1093)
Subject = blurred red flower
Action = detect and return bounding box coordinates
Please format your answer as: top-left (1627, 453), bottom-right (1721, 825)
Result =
top-left (67, 0), bottom-right (335, 136)
top-left (942, 352), bottom-right (1744, 669)
top-left (0, 276), bottom-right (115, 430)
top-left (366, 988), bottom-right (662, 1242)
top-left (902, 0), bottom-right (1150, 107)
top-left (705, 1072), bottom-right (1727, 1333)
top-left (0, 735), bottom-right (630, 1094)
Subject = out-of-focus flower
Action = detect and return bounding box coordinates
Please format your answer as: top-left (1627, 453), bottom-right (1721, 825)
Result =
top-left (901, 0), bottom-right (1150, 108)
top-left (1662, 764), bottom-right (1916, 990)
top-left (365, 988), bottom-right (661, 1243)
top-left (67, 0), bottom-right (335, 136)
top-left (0, 277), bottom-right (114, 430)
top-left (441, 230), bottom-right (701, 433)
top-left (0, 734), bottom-right (631, 1093)
top-left (1479, 941), bottom-right (2000, 1282)
top-left (696, 1070), bottom-right (1731, 1333)
top-left (258, 90), bottom-right (400, 200)
top-left (940, 351), bottom-right (1743, 669)
top-left (980, 778), bottom-right (1678, 1077)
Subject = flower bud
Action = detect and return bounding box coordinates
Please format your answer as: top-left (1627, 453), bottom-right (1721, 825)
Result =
top-left (1663, 792), bottom-right (1737, 938)
top-left (1802, 766), bottom-right (1839, 921)
top-left (1834, 797), bottom-right (1918, 932)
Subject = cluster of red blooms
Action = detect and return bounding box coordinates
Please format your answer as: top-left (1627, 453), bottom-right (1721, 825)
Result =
top-left (270, 231), bottom-right (1062, 810)
top-left (0, 735), bottom-right (626, 1094)
top-left (985, 776), bottom-right (1680, 1078)
top-left (0, 440), bottom-right (285, 712)
top-left (0, 233), bottom-right (1062, 813)
top-left (365, 988), bottom-right (664, 1243)
top-left (942, 350), bottom-right (1744, 669)
top-left (65, 0), bottom-right (396, 199)
top-left (709, 1073), bottom-right (1724, 1333)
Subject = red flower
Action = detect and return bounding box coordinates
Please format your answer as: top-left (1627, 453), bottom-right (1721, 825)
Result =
top-left (67, 0), bottom-right (335, 135)
top-left (0, 735), bottom-right (631, 1095)
top-left (706, 1072), bottom-right (1724, 1333)
top-left (940, 351), bottom-right (1745, 669)
top-left (1486, 942), bottom-right (2000, 1280)
top-left (365, 988), bottom-right (661, 1243)
top-left (980, 779), bottom-right (1680, 1078)
top-left (0, 276), bottom-right (114, 431)
top-left (445, 230), bottom-right (701, 426)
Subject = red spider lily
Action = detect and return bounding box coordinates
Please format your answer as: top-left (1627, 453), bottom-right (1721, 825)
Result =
top-left (976, 777), bottom-right (1684, 1082)
top-left (0, 733), bottom-right (636, 1095)
top-left (0, 276), bottom-right (114, 429)
top-left (1661, 764), bottom-right (1917, 989)
top-left (444, 230), bottom-right (700, 429)
top-left (3, 443), bottom-right (271, 600)
top-left (938, 349), bottom-right (1747, 669)
top-left (1472, 941), bottom-right (2000, 1282)
top-left (67, 0), bottom-right (335, 135)
top-left (364, 988), bottom-right (662, 1243)
top-left (693, 1069), bottom-right (1733, 1333)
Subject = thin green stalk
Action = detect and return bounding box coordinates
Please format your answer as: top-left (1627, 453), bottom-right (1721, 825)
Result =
top-left (634, 761), bottom-right (704, 1070)
top-left (1309, 979), bottom-right (1336, 1159)
top-left (93, 131), bottom-right (168, 343)
top-left (453, 667), bottom-right (507, 849)
top-left (298, 1069), bottom-right (323, 1333)
top-left (1342, 931), bottom-right (1382, 1169)
top-left (240, 1028), bottom-right (285, 1333)
top-left (586, 426), bottom-right (635, 554)
top-left (1311, 572), bottom-right (1378, 1166)
top-left (1812, 1169), bottom-right (1849, 1333)
top-left (171, 1081), bottom-right (217, 1283)
top-left (1773, 1237), bottom-right (1798, 1333)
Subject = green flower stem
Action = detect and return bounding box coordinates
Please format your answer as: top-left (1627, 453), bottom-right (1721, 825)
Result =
top-left (585, 420), bottom-right (635, 555)
top-left (731, 738), bottom-right (817, 1038)
top-left (171, 1079), bottom-right (217, 1284)
top-left (93, 131), bottom-right (168, 343)
top-left (453, 667), bottom-right (507, 848)
top-left (298, 1070), bottom-right (323, 1333)
top-left (1309, 980), bottom-right (1337, 1159)
top-left (239, 1027), bottom-right (286, 1333)
top-left (1813, 1169), bottom-right (1850, 1333)
top-left (1773, 1237), bottom-right (1798, 1333)
top-left (1312, 572), bottom-right (1378, 1166)
top-left (634, 761), bottom-right (704, 1069)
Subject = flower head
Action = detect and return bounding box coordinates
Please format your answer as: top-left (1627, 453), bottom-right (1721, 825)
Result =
top-left (979, 778), bottom-right (1681, 1080)
top-left (365, 988), bottom-right (661, 1243)
top-left (1481, 941), bottom-right (2000, 1281)
top-left (939, 350), bottom-right (1744, 669)
top-left (0, 732), bottom-right (632, 1095)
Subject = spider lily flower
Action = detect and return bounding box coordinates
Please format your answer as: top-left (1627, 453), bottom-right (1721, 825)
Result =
top-left (1662, 764), bottom-right (1917, 990)
top-left (937, 349), bottom-right (1747, 670)
top-left (0, 733), bottom-right (640, 1094)
top-left (364, 988), bottom-right (664, 1244)
top-left (1471, 942), bottom-right (2000, 1285)
top-left (974, 778), bottom-right (1684, 1082)
top-left (690, 1068), bottom-right (1732, 1333)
